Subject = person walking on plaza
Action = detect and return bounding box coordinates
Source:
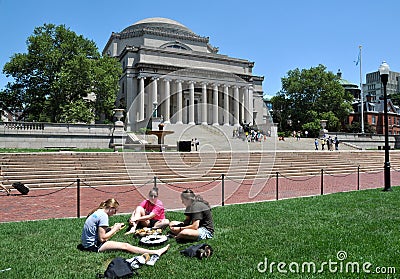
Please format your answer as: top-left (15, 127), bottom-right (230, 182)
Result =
top-left (327, 136), bottom-right (333, 151)
top-left (80, 198), bottom-right (170, 255)
top-left (334, 136), bottom-right (340, 151)
top-left (314, 138), bottom-right (319, 150)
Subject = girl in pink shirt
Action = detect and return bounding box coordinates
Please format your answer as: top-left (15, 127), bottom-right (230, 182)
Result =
top-left (125, 189), bottom-right (170, 234)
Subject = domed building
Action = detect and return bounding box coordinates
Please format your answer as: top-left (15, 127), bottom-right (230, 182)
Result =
top-left (103, 17), bottom-right (270, 132)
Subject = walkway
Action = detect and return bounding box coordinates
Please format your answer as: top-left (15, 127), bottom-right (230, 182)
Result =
top-left (0, 168), bottom-right (392, 223)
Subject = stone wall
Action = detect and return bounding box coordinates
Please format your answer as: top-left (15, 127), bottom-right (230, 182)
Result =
top-left (332, 132), bottom-right (397, 150)
top-left (0, 122), bottom-right (126, 149)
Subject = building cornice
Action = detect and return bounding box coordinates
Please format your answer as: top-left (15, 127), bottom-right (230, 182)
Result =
top-left (135, 45), bottom-right (254, 68)
top-left (118, 28), bottom-right (208, 43)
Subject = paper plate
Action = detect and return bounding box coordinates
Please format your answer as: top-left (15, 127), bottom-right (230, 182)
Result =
top-left (139, 235), bottom-right (168, 246)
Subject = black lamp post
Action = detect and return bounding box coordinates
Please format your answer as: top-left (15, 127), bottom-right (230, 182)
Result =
top-left (379, 61), bottom-right (392, 191)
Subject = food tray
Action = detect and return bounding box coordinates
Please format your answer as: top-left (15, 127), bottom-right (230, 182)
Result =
top-left (139, 235), bottom-right (168, 246)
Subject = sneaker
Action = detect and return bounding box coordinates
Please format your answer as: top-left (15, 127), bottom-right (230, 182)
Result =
top-left (146, 254), bottom-right (160, 266)
top-left (126, 256), bottom-right (145, 269)
top-left (125, 257), bottom-right (141, 269)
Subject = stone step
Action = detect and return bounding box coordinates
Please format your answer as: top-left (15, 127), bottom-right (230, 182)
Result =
top-left (1, 151), bottom-right (397, 190)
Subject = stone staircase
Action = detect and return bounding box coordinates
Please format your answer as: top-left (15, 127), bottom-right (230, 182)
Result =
top-left (131, 124), bottom-right (358, 152)
top-left (1, 150), bottom-right (398, 191)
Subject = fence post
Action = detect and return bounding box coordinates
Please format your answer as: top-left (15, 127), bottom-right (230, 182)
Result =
top-left (357, 165), bottom-right (360, 191)
top-left (321, 169), bottom-right (324, 195)
top-left (153, 176), bottom-right (157, 191)
top-left (275, 172), bottom-right (279, 200)
top-left (77, 178), bottom-right (80, 218)
top-left (221, 174), bottom-right (225, 206)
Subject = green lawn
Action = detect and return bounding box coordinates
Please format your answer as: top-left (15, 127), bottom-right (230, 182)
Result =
top-left (1, 188), bottom-right (399, 278)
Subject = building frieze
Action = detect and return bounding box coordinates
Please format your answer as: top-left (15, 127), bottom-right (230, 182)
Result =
top-left (133, 63), bottom-right (252, 86)
top-left (116, 28), bottom-right (209, 43)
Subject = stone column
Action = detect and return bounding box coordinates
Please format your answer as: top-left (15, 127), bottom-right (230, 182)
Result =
top-left (176, 80), bottom-right (183, 124)
top-left (248, 86), bottom-right (254, 125)
top-left (223, 85), bottom-right (230, 126)
top-left (139, 77), bottom-right (145, 121)
top-left (243, 86), bottom-right (249, 124)
top-left (201, 82), bottom-right (208, 125)
top-left (163, 79), bottom-right (171, 123)
top-left (188, 81), bottom-right (195, 125)
top-left (233, 85), bottom-right (240, 127)
top-left (212, 84), bottom-right (219, 126)
top-left (126, 75), bottom-right (133, 129)
top-left (151, 77), bottom-right (158, 117)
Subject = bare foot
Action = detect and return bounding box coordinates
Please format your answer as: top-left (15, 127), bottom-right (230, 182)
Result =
top-left (155, 244), bottom-right (170, 256)
top-left (124, 225), bottom-right (136, 235)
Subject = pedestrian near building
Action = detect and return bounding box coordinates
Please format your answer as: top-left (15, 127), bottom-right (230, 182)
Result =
top-left (321, 138), bottom-right (326, 150)
top-left (334, 136), bottom-right (340, 151)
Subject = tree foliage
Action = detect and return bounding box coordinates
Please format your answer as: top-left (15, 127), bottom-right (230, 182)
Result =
top-left (0, 24), bottom-right (121, 123)
top-left (271, 64), bottom-right (353, 137)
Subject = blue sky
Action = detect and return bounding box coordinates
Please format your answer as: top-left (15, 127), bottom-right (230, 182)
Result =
top-left (1, 0), bottom-right (399, 97)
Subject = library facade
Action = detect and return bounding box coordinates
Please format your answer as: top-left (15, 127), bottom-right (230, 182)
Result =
top-left (103, 17), bottom-right (270, 132)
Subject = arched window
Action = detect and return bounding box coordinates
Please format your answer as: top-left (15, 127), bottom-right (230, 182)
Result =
top-left (160, 41), bottom-right (192, 51)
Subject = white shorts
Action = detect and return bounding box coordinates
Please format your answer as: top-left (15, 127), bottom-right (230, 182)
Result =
top-left (198, 227), bottom-right (213, 240)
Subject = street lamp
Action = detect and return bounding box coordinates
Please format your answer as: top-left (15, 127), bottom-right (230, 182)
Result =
top-left (379, 61), bottom-right (391, 191)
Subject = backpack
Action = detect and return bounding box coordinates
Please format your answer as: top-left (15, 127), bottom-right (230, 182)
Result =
top-left (180, 243), bottom-right (213, 259)
top-left (98, 257), bottom-right (137, 279)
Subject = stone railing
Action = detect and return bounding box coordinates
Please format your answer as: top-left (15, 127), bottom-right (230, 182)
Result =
top-left (4, 121), bottom-right (44, 130)
top-left (0, 121), bottom-right (122, 149)
top-left (0, 121), bottom-right (114, 135)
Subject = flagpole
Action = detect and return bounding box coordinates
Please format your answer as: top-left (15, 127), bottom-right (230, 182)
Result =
top-left (359, 45), bottom-right (364, 134)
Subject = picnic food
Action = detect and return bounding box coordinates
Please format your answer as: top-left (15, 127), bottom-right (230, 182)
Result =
top-left (135, 228), bottom-right (162, 236)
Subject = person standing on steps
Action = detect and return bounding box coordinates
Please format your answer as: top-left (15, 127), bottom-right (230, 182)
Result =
top-left (314, 138), bottom-right (319, 150)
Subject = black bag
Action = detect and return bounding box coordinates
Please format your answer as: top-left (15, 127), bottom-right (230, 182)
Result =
top-left (100, 257), bottom-right (137, 279)
top-left (12, 182), bottom-right (29, 195)
top-left (180, 243), bottom-right (213, 259)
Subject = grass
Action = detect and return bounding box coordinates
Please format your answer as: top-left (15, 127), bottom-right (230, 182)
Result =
top-left (1, 188), bottom-right (399, 278)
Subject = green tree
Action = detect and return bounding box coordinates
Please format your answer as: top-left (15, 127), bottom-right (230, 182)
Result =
top-left (0, 23), bottom-right (121, 123)
top-left (271, 64), bottom-right (353, 135)
top-left (344, 121), bottom-right (376, 134)
top-left (389, 93), bottom-right (400, 107)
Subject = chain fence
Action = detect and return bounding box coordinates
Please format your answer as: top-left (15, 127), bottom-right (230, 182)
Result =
top-left (0, 165), bottom-right (398, 222)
